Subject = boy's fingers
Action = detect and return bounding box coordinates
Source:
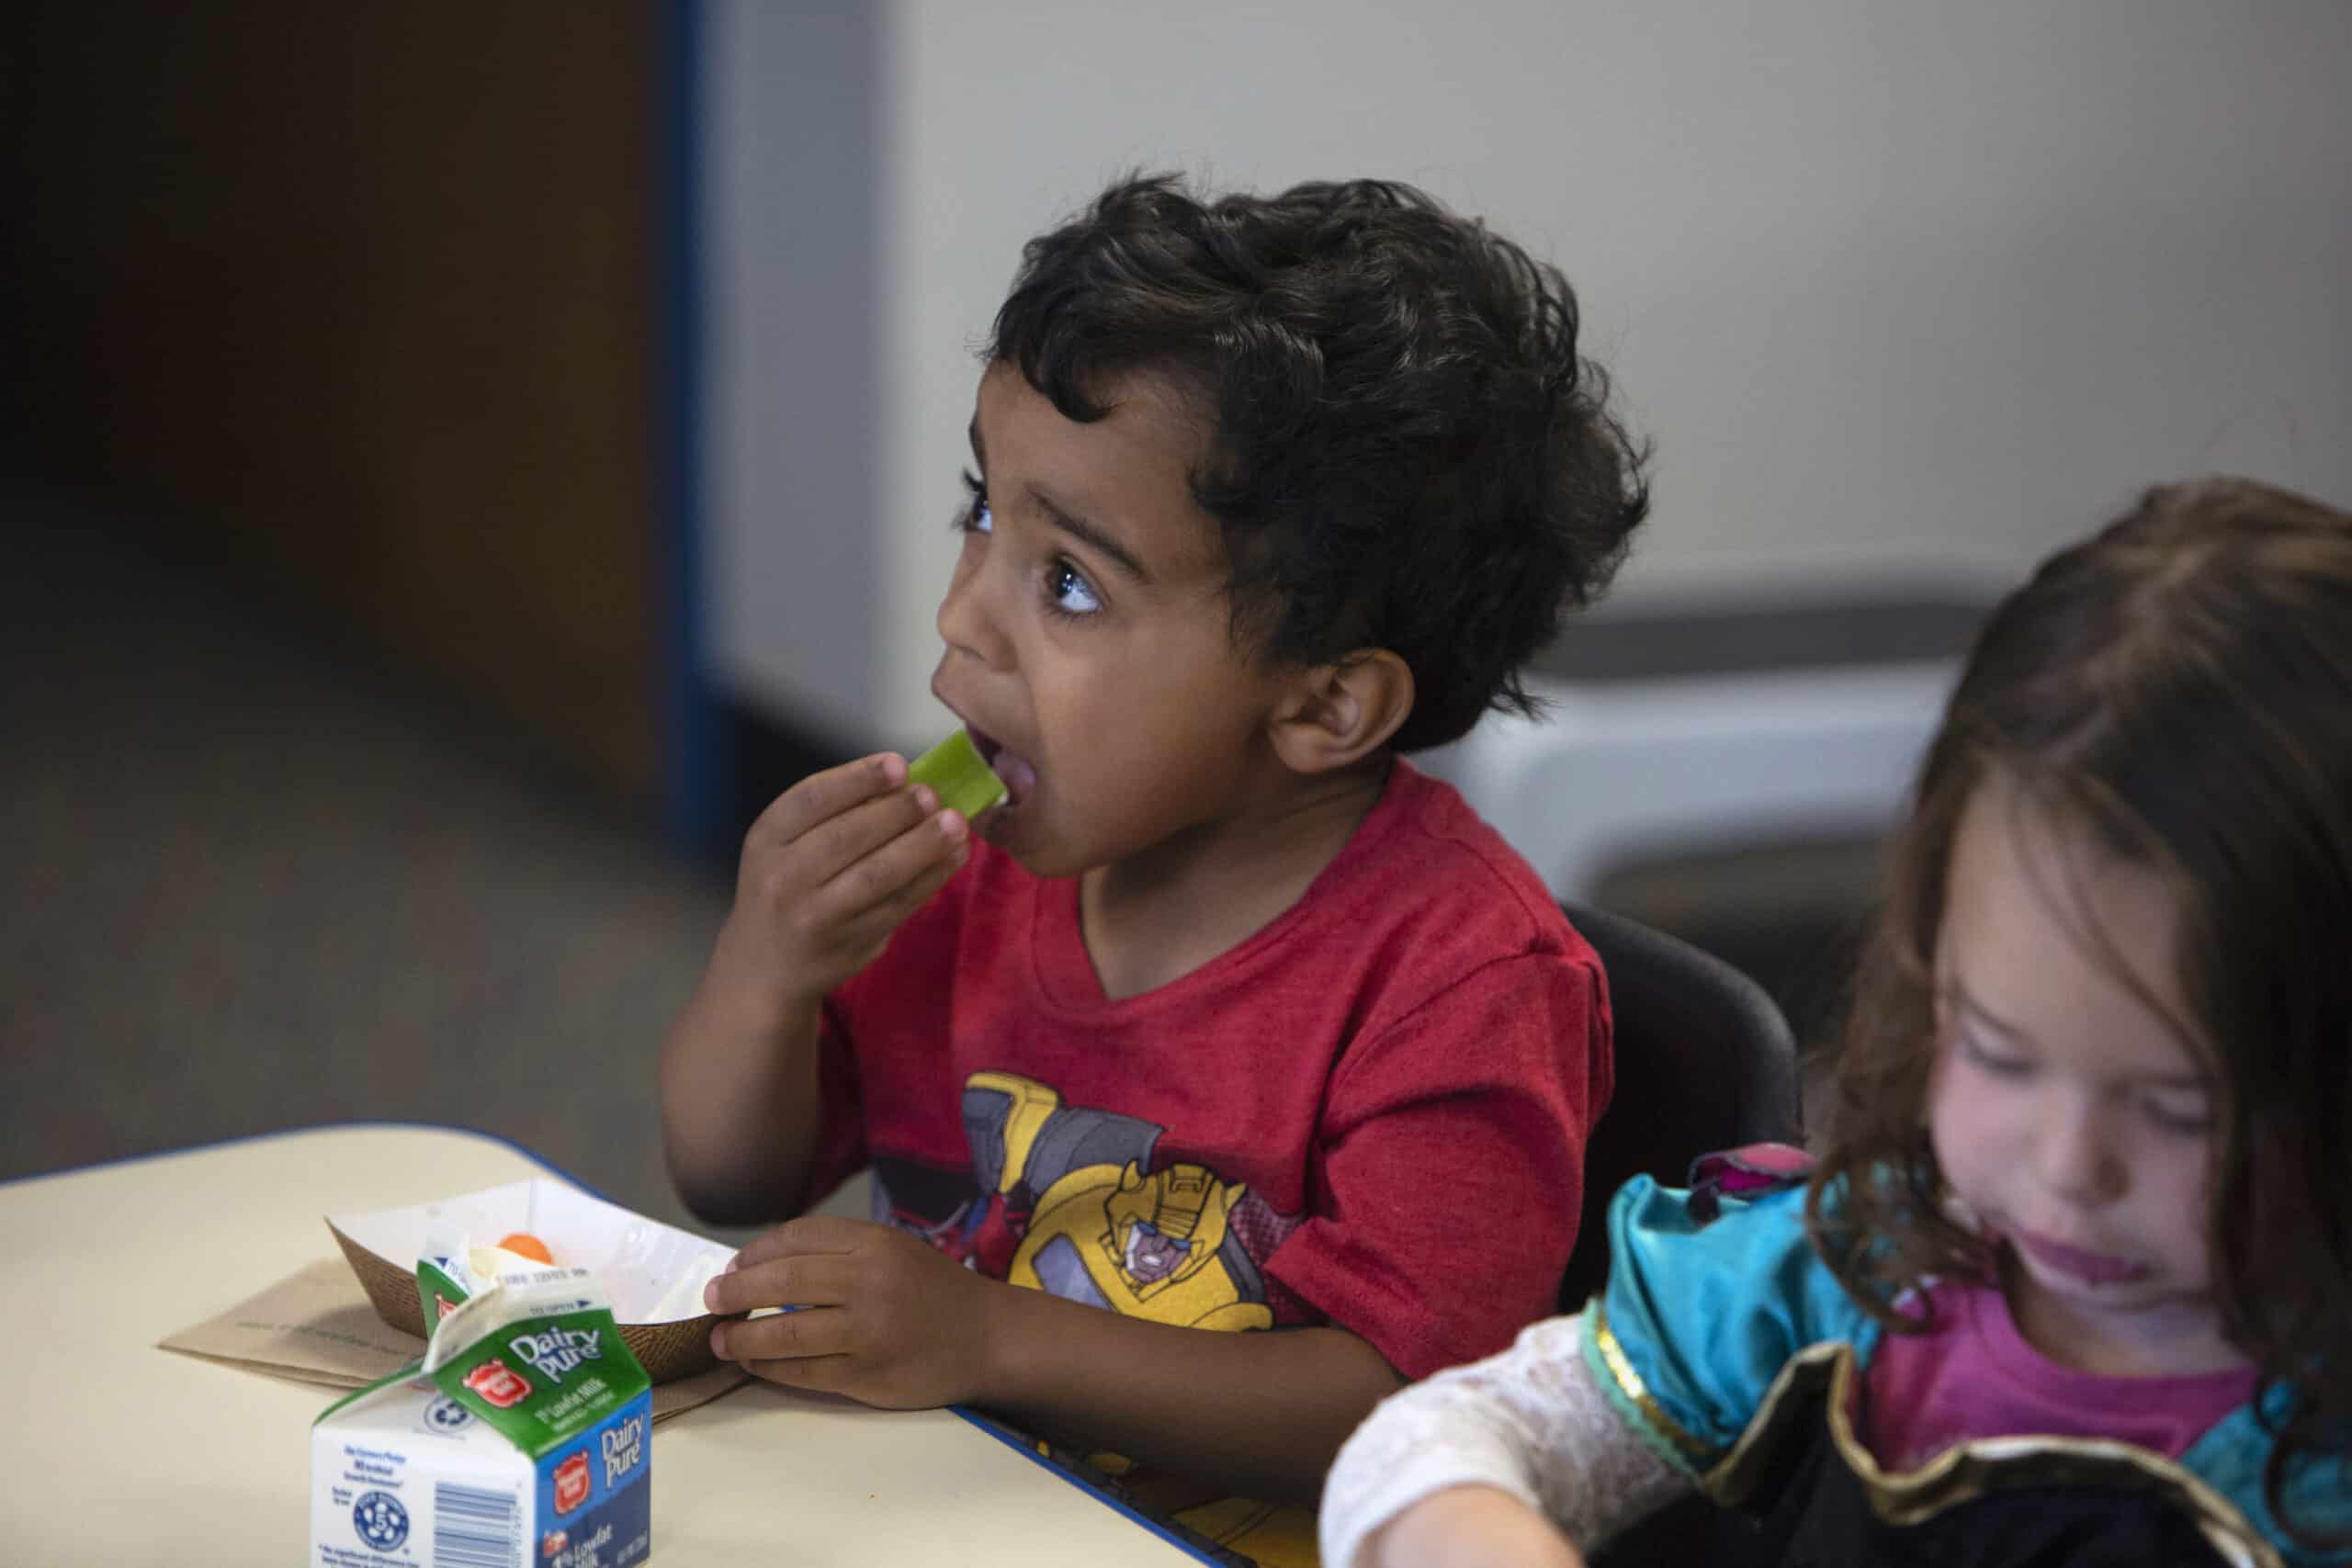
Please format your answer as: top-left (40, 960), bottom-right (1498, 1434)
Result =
top-left (745, 753), bottom-right (909, 851)
top-left (742, 1352), bottom-right (855, 1396)
top-left (714, 1303), bottom-right (850, 1364)
top-left (874, 837), bottom-right (971, 927)
top-left (799, 794), bottom-right (956, 902)
top-left (726, 1213), bottom-right (876, 1272)
top-left (702, 1261), bottom-right (791, 1319)
top-left (820, 810), bottom-right (968, 923)
top-left (825, 850), bottom-right (968, 973)
top-left (703, 1251), bottom-right (855, 1318)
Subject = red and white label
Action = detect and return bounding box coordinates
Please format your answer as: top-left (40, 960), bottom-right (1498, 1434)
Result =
top-left (553, 1450), bottom-right (591, 1514)
top-left (462, 1359), bottom-right (531, 1409)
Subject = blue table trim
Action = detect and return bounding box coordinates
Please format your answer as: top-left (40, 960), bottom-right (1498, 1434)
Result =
top-left (947, 1407), bottom-right (1227, 1565)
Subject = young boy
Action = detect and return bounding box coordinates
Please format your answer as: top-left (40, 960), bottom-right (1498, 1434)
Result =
top-left (662, 173), bottom-right (1648, 1564)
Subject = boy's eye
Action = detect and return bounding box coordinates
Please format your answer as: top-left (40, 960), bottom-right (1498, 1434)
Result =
top-left (1046, 559), bottom-right (1101, 615)
top-left (957, 470), bottom-right (992, 535)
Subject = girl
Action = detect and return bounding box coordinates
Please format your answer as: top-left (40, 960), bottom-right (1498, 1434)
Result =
top-left (1319, 478), bottom-right (2352, 1567)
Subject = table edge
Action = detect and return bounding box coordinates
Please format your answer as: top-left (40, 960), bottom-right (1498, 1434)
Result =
top-left (0, 1119), bottom-right (593, 1197)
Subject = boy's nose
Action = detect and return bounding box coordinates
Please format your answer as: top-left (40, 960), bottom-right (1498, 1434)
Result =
top-left (935, 547), bottom-right (1011, 671)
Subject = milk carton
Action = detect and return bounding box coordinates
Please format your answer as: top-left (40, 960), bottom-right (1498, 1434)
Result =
top-left (311, 1258), bottom-right (652, 1568)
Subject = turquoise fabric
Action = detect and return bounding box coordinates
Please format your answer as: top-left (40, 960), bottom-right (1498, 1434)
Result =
top-left (1589, 1176), bottom-right (2352, 1564)
top-left (1589, 1176), bottom-right (1879, 1464)
top-left (2181, 1390), bottom-right (2352, 1564)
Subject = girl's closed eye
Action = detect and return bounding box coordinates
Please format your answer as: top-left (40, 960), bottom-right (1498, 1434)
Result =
top-left (1956, 1029), bottom-right (2033, 1078)
top-left (2140, 1090), bottom-right (2213, 1138)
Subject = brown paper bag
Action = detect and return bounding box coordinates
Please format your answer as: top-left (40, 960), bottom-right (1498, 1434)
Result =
top-left (158, 1256), bottom-right (750, 1423)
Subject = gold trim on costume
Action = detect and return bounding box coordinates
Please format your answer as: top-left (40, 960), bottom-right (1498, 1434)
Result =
top-left (1696, 1340), bottom-right (2280, 1568)
top-left (1589, 1300), bottom-right (1713, 1467)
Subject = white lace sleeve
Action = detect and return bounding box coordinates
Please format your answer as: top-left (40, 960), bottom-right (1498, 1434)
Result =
top-left (1317, 1312), bottom-right (1696, 1568)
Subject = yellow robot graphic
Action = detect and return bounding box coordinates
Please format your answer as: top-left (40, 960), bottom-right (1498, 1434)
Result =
top-left (964, 1068), bottom-right (1273, 1332)
top-left (967, 1072), bottom-right (1316, 1564)
top-left (1012, 1158), bottom-right (1273, 1332)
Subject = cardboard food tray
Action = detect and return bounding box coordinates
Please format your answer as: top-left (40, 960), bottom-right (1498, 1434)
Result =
top-left (328, 1177), bottom-right (734, 1385)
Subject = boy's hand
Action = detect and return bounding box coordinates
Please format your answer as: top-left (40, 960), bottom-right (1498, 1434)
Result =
top-left (1363, 1485), bottom-right (1585, 1568)
top-left (709, 754), bottom-right (971, 1018)
top-left (704, 1215), bottom-right (998, 1409)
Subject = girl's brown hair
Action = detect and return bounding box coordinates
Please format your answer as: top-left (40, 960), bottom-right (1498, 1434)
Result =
top-left (1805, 477), bottom-right (2352, 1539)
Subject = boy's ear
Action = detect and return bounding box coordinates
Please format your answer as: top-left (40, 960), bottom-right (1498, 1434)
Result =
top-left (1268, 649), bottom-right (1415, 774)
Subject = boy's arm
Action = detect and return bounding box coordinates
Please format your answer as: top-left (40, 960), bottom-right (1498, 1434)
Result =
top-left (705, 1218), bottom-right (1403, 1503)
top-left (979, 1285), bottom-right (1404, 1504)
top-left (660, 754), bottom-right (969, 1224)
top-left (658, 953), bottom-right (825, 1224)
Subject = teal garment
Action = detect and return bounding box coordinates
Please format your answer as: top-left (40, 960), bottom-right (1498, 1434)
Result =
top-left (1578, 1176), bottom-right (2352, 1566)
top-left (2182, 1387), bottom-right (2352, 1564)
top-left (1577, 1176), bottom-right (1880, 1472)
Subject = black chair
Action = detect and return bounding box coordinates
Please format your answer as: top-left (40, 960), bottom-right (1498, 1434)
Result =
top-left (1559, 902), bottom-right (1804, 1565)
top-left (1558, 899), bottom-right (1804, 1312)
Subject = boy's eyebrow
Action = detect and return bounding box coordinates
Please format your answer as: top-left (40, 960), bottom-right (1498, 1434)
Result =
top-left (967, 415), bottom-right (1153, 586)
top-left (1032, 491), bottom-right (1152, 586)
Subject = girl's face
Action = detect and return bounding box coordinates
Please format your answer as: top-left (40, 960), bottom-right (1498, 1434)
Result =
top-left (1928, 778), bottom-right (2244, 1377)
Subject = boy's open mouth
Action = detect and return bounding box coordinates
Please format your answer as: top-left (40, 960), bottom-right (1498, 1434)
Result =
top-left (965, 726), bottom-right (1038, 812)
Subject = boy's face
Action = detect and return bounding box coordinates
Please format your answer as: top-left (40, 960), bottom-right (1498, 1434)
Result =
top-left (1926, 778), bottom-right (2233, 1375)
top-left (929, 362), bottom-right (1298, 879)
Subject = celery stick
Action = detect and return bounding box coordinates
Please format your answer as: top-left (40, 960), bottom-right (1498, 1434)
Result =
top-left (909, 728), bottom-right (1009, 818)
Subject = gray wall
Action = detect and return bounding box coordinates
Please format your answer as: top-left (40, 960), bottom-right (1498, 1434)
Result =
top-left (702, 1), bottom-right (2352, 752)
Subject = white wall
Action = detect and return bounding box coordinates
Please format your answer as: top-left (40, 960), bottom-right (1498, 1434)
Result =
top-left (705, 0), bottom-right (2352, 754)
top-left (700, 2), bottom-right (884, 742)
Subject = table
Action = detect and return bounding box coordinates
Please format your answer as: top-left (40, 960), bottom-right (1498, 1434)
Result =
top-left (0, 1123), bottom-right (1209, 1564)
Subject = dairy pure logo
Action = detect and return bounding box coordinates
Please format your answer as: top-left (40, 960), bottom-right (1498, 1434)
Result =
top-left (601, 1415), bottom-right (645, 1485)
top-left (510, 1325), bottom-right (604, 1383)
top-left (462, 1358), bottom-right (532, 1408)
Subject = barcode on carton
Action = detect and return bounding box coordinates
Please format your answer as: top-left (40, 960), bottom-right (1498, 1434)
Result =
top-left (432, 1481), bottom-right (519, 1568)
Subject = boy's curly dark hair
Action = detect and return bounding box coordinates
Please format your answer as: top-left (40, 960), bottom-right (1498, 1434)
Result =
top-left (987, 173), bottom-right (1650, 752)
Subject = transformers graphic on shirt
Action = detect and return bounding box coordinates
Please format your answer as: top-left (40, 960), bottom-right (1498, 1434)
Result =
top-left (868, 1069), bottom-right (1297, 1332)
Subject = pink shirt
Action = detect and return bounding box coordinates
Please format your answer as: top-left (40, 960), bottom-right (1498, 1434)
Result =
top-left (1861, 1279), bottom-right (2256, 1472)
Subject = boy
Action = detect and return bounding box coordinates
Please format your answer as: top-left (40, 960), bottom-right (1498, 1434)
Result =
top-left (662, 173), bottom-right (1648, 1564)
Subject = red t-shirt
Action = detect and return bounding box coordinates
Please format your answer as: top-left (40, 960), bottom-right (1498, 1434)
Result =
top-left (810, 759), bottom-right (1611, 1381)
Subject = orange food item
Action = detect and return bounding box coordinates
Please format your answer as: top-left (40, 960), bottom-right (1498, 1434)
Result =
top-left (496, 1231), bottom-right (554, 1264)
